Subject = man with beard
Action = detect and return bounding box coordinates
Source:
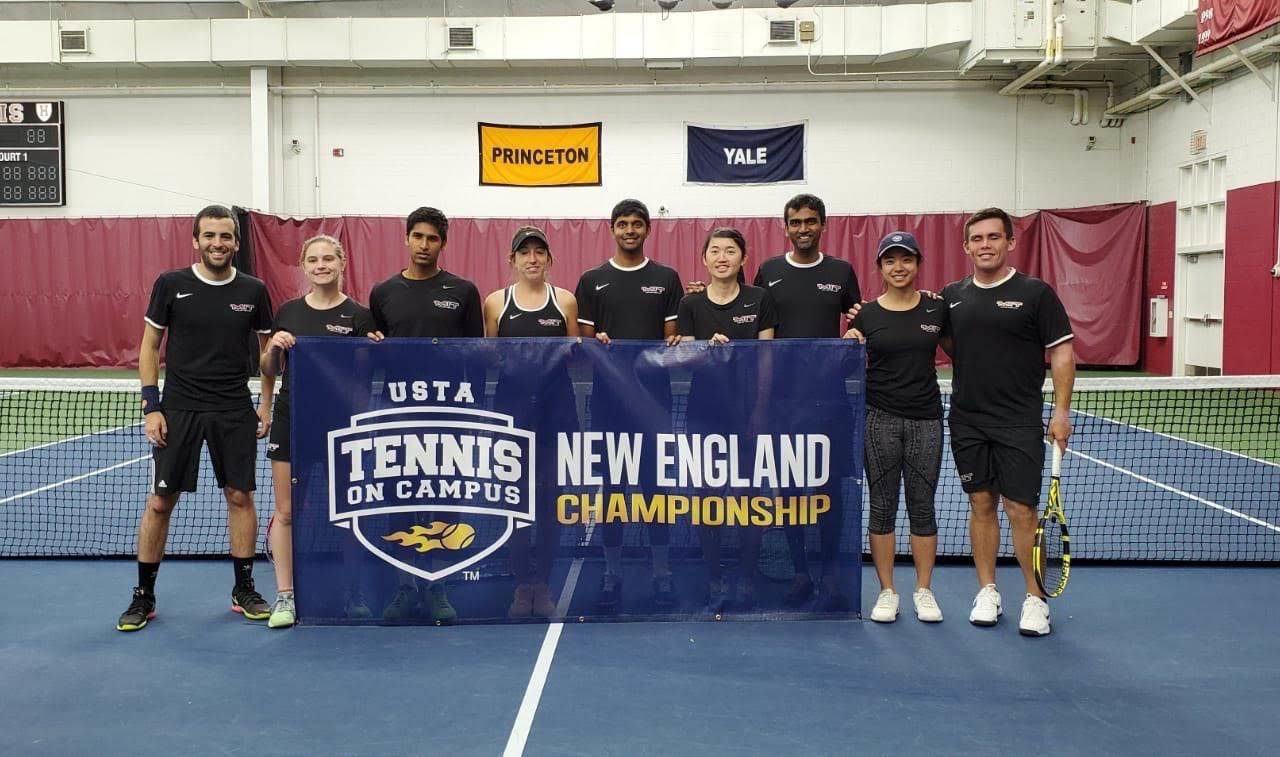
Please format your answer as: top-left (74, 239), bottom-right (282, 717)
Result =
top-left (575, 199), bottom-right (683, 611)
top-left (367, 206), bottom-right (483, 624)
top-left (752, 194), bottom-right (861, 611)
top-left (117, 204), bottom-right (276, 631)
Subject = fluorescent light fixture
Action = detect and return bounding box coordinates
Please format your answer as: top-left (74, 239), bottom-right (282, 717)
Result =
top-left (644, 59), bottom-right (685, 70)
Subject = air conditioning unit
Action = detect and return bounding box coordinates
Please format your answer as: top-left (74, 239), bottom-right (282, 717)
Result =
top-left (447, 26), bottom-right (476, 50)
top-left (59, 29), bottom-right (89, 53)
top-left (769, 20), bottom-right (797, 44)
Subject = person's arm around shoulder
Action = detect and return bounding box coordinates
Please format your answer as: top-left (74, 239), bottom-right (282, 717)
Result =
top-left (482, 290), bottom-right (504, 338)
top-left (555, 287), bottom-right (581, 338)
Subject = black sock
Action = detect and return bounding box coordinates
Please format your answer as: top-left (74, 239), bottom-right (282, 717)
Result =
top-left (138, 561), bottom-right (160, 593)
top-left (233, 556), bottom-right (254, 589)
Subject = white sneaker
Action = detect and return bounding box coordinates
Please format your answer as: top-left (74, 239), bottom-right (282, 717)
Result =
top-left (870, 589), bottom-right (899, 623)
top-left (1019, 594), bottom-right (1051, 637)
top-left (969, 584), bottom-right (1002, 626)
top-left (913, 588), bottom-right (943, 623)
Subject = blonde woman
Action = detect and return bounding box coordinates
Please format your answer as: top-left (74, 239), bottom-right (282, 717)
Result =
top-left (260, 235), bottom-right (376, 628)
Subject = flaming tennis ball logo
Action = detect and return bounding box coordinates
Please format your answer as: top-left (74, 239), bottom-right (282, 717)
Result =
top-left (383, 521), bottom-right (477, 553)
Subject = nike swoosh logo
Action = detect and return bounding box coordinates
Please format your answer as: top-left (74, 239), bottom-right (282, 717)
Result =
top-left (743, 302), bottom-right (757, 309)
top-left (176, 292), bottom-right (194, 299)
top-left (441, 285), bottom-right (455, 290)
top-left (339, 314), bottom-right (353, 319)
top-left (949, 302), bottom-right (962, 309)
top-left (595, 283), bottom-right (611, 291)
top-left (508, 313), bottom-right (522, 320)
top-left (926, 308), bottom-right (937, 313)
top-left (768, 279), bottom-right (783, 287)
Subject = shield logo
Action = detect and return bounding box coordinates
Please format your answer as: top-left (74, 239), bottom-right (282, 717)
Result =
top-left (35, 103), bottom-right (54, 122)
top-left (327, 406), bottom-right (535, 582)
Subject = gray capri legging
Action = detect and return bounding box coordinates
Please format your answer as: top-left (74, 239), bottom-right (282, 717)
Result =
top-left (864, 404), bottom-right (943, 536)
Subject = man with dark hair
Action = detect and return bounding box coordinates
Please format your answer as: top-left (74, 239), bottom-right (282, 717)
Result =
top-left (752, 193), bottom-right (861, 612)
top-left (368, 206), bottom-right (483, 623)
top-left (945, 206), bottom-right (1074, 636)
top-left (575, 198), bottom-right (683, 610)
top-left (117, 204), bottom-right (276, 632)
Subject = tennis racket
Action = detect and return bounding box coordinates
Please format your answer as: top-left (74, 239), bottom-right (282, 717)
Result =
top-left (1034, 443), bottom-right (1072, 598)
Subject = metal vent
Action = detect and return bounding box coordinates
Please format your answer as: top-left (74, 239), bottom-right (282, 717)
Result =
top-left (59, 29), bottom-right (89, 53)
top-left (447, 26), bottom-right (476, 50)
top-left (768, 20), bottom-right (797, 44)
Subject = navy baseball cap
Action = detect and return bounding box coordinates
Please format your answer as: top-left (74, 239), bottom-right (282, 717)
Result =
top-left (877, 231), bottom-right (921, 261)
top-left (511, 225), bottom-right (549, 253)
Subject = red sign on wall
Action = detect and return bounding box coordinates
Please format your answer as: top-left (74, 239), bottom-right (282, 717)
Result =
top-left (1197, 0), bottom-right (1280, 54)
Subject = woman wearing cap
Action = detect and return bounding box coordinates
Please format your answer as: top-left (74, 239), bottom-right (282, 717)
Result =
top-left (483, 226), bottom-right (579, 619)
top-left (260, 234), bottom-right (377, 629)
top-left (848, 231), bottom-right (947, 624)
top-left (668, 227), bottom-right (777, 612)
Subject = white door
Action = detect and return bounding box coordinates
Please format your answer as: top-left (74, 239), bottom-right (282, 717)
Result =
top-left (1178, 251), bottom-right (1224, 375)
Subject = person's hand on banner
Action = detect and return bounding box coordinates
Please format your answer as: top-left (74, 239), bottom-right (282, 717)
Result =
top-left (366, 330), bottom-right (385, 342)
top-left (594, 331), bottom-right (611, 345)
top-left (842, 327), bottom-right (865, 344)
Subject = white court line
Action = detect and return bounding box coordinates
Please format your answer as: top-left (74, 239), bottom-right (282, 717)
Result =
top-left (1065, 446), bottom-right (1280, 534)
top-left (0, 454), bottom-right (150, 506)
top-left (503, 521), bottom-right (596, 757)
top-left (1067, 406), bottom-right (1280, 470)
top-left (0, 421), bottom-right (144, 459)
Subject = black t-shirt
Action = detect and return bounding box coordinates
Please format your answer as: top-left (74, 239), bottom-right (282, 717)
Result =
top-left (675, 285), bottom-right (779, 341)
top-left (496, 285), bottom-right (570, 337)
top-left (574, 258), bottom-right (682, 340)
top-left (852, 297), bottom-right (946, 420)
top-left (271, 296), bottom-right (376, 402)
top-left (144, 266), bottom-right (273, 411)
top-left (752, 252), bottom-right (861, 338)
top-left (368, 270), bottom-right (483, 338)
top-left (943, 270), bottom-right (1074, 427)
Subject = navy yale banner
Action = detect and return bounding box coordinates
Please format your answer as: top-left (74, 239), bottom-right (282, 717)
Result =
top-left (291, 337), bottom-right (864, 625)
top-left (685, 122), bottom-right (806, 184)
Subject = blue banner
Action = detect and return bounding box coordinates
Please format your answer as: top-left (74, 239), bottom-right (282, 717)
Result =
top-left (291, 337), bottom-right (863, 625)
top-left (685, 122), bottom-right (806, 184)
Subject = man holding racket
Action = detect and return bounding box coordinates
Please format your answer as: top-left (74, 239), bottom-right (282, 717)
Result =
top-left (944, 208), bottom-right (1075, 636)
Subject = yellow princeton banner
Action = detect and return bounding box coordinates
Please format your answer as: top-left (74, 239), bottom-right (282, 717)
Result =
top-left (478, 122), bottom-right (602, 187)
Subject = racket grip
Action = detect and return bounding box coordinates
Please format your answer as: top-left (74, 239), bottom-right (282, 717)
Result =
top-left (1051, 442), bottom-right (1063, 476)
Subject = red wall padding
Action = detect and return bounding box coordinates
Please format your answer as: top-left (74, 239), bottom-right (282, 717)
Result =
top-left (1144, 202), bottom-right (1177, 375)
top-left (1222, 182), bottom-right (1278, 375)
top-left (2, 204), bottom-right (1148, 367)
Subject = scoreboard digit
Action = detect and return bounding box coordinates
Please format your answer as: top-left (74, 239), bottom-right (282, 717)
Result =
top-left (0, 101), bottom-right (65, 206)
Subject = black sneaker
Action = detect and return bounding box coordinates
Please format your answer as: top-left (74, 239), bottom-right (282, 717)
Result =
top-left (783, 574), bottom-right (814, 607)
top-left (117, 587), bottom-right (156, 632)
top-left (653, 575), bottom-right (677, 609)
top-left (815, 576), bottom-right (850, 613)
top-left (232, 581), bottom-right (271, 621)
top-left (595, 573), bottom-right (622, 610)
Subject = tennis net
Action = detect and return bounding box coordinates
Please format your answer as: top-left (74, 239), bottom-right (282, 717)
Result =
top-left (2, 375), bottom-right (1277, 562)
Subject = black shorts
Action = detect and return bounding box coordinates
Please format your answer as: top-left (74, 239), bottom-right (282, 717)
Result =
top-left (152, 407), bottom-right (259, 495)
top-left (267, 399), bottom-right (290, 463)
top-left (948, 422), bottom-right (1045, 506)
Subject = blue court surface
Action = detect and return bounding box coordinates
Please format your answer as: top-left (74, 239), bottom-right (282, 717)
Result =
top-left (1, 560), bottom-right (1277, 756)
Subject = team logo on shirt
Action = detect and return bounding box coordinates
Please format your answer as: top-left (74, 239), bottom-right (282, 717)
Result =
top-left (433, 299), bottom-right (461, 310)
top-left (327, 382), bottom-right (535, 582)
top-left (640, 286), bottom-right (666, 295)
top-left (996, 300), bottom-right (1024, 310)
top-left (920, 324), bottom-right (941, 334)
top-left (538, 318), bottom-right (563, 328)
top-left (229, 303), bottom-right (255, 312)
top-left (732, 314), bottom-right (758, 325)
top-left (815, 283), bottom-right (842, 293)
top-left (326, 323), bottom-right (355, 335)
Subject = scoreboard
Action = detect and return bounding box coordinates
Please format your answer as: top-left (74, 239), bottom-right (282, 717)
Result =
top-left (0, 101), bottom-right (65, 206)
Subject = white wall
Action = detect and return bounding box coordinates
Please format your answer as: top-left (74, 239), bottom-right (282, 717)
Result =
top-left (1130, 61), bottom-right (1280, 204)
top-left (279, 86), bottom-right (1134, 218)
top-left (3, 80), bottom-right (1142, 219)
top-left (2, 96), bottom-right (253, 217)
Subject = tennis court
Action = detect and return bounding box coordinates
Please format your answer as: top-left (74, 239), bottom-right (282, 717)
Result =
top-left (2, 375), bottom-right (1277, 754)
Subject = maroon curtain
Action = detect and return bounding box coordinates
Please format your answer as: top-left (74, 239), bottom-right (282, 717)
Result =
top-left (1, 204), bottom-right (1146, 367)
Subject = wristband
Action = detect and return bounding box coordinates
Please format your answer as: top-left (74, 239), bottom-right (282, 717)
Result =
top-left (141, 385), bottom-right (162, 415)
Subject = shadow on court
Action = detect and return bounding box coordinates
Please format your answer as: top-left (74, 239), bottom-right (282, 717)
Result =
top-left (1, 561), bottom-right (1276, 756)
